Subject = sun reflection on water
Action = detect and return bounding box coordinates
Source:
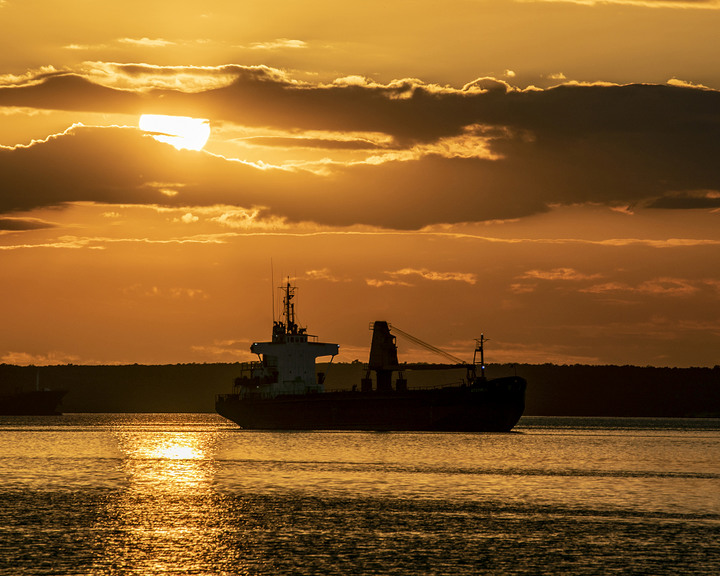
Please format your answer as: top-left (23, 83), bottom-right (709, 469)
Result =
top-left (115, 431), bottom-right (217, 493)
top-left (132, 434), bottom-right (204, 460)
top-left (90, 424), bottom-right (239, 574)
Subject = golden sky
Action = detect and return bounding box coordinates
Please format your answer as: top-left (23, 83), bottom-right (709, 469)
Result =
top-left (1, 0), bottom-right (719, 367)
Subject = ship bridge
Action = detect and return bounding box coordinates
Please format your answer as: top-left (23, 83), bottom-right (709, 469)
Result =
top-left (251, 281), bottom-right (338, 397)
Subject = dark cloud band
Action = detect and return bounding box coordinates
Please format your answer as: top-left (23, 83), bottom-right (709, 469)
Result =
top-left (1, 69), bottom-right (719, 229)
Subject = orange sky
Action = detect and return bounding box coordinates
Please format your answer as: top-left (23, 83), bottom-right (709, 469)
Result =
top-left (1, 0), bottom-right (719, 367)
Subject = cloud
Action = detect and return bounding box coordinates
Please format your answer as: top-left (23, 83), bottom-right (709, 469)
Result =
top-left (0, 237), bottom-right (101, 250)
top-left (462, 77), bottom-right (513, 93)
top-left (0, 125), bottom-right (299, 214)
top-left (0, 124), bottom-right (546, 227)
top-left (366, 278), bottom-right (413, 287)
top-left (118, 37), bottom-right (176, 48)
top-left (519, 0), bottom-right (720, 8)
top-left (0, 350), bottom-right (82, 365)
top-left (510, 282), bottom-right (537, 294)
top-left (5, 67), bottom-right (720, 150)
top-left (520, 268), bottom-right (603, 281)
top-left (122, 284), bottom-right (208, 299)
top-left (366, 268), bottom-right (477, 286)
top-left (0, 232), bottom-right (235, 251)
top-left (0, 73), bottom-right (144, 114)
top-left (2, 70), bottom-right (720, 229)
top-left (82, 63), bottom-right (291, 92)
top-left (512, 267), bottom-right (602, 294)
top-left (303, 268), bottom-right (351, 282)
top-left (667, 78), bottom-right (715, 90)
top-left (582, 277), bottom-right (700, 296)
top-left (64, 43), bottom-right (109, 51)
top-left (248, 38), bottom-right (308, 50)
top-left (179, 212), bottom-right (199, 223)
top-left (0, 217), bottom-right (55, 231)
top-left (388, 268), bottom-right (478, 284)
top-left (241, 135), bottom-right (388, 151)
top-left (212, 208), bottom-right (287, 230)
top-left (646, 190), bottom-right (720, 209)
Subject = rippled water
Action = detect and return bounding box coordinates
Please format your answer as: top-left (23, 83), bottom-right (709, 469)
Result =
top-left (1, 414), bottom-right (719, 575)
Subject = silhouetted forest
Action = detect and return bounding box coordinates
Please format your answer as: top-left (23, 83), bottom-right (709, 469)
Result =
top-left (1, 362), bottom-right (719, 417)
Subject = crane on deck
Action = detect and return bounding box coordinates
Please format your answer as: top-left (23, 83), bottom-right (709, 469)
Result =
top-left (362, 321), bottom-right (490, 392)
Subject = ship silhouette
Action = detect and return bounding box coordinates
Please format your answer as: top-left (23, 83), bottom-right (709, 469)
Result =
top-left (0, 370), bottom-right (66, 415)
top-left (216, 281), bottom-right (526, 431)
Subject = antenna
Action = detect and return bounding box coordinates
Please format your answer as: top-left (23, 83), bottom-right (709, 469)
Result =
top-left (270, 259), bottom-right (275, 322)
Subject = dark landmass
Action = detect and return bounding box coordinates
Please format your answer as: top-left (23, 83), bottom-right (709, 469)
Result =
top-left (1, 362), bottom-right (719, 417)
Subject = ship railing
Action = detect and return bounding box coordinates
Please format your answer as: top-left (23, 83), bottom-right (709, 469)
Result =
top-left (352, 379), bottom-right (469, 392)
top-left (236, 361), bottom-right (270, 377)
top-left (405, 380), bottom-right (468, 390)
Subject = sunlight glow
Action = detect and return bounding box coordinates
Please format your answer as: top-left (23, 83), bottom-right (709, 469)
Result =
top-left (139, 114), bottom-right (211, 151)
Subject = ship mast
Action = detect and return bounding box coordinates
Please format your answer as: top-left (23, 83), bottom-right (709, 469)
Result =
top-left (473, 334), bottom-right (488, 381)
top-left (283, 280), bottom-right (297, 334)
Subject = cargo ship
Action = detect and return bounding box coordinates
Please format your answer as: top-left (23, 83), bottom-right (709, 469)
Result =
top-left (216, 282), bottom-right (526, 431)
top-left (0, 371), bottom-right (66, 415)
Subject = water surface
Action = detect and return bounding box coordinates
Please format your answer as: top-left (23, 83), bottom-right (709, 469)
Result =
top-left (1, 414), bottom-right (719, 575)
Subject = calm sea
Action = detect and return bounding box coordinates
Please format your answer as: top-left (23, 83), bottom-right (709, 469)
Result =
top-left (1, 414), bottom-right (719, 575)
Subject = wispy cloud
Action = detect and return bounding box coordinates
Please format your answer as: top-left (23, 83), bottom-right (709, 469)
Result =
top-left (190, 340), bottom-right (254, 361)
top-left (0, 232), bottom-right (234, 251)
top-left (64, 43), bottom-right (109, 51)
top-left (303, 268), bottom-right (351, 282)
top-left (211, 208), bottom-right (287, 230)
top-left (390, 268), bottom-right (478, 284)
top-left (0, 237), bottom-right (101, 250)
top-left (0, 351), bottom-right (82, 366)
top-left (248, 38), bottom-right (308, 50)
top-left (581, 277), bottom-right (700, 296)
top-left (366, 278), bottom-right (413, 288)
top-left (0, 217), bottom-right (55, 231)
top-left (118, 37), bottom-right (176, 48)
top-left (366, 268), bottom-right (478, 287)
top-left (122, 284), bottom-right (208, 299)
top-left (521, 268), bottom-right (603, 281)
top-left (519, 0), bottom-right (720, 8)
top-left (76, 62), bottom-right (259, 92)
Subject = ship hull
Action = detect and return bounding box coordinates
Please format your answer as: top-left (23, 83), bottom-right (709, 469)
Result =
top-left (216, 376), bottom-right (526, 432)
top-left (0, 389), bottom-right (67, 416)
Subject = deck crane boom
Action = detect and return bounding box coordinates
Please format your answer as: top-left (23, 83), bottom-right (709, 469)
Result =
top-left (389, 325), bottom-right (468, 365)
top-left (391, 325), bottom-right (491, 382)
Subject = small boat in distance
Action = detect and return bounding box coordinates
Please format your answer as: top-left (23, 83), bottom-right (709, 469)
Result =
top-left (0, 371), bottom-right (66, 416)
top-left (216, 281), bottom-right (526, 431)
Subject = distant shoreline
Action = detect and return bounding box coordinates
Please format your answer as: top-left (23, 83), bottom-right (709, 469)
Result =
top-left (2, 363), bottom-right (719, 417)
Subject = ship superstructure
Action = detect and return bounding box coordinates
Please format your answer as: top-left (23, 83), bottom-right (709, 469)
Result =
top-left (233, 282), bottom-right (339, 398)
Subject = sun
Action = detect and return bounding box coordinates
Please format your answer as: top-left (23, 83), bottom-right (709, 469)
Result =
top-left (139, 114), bottom-right (211, 151)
